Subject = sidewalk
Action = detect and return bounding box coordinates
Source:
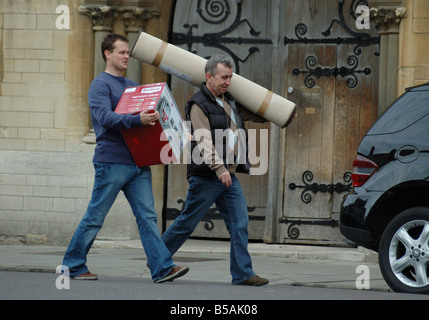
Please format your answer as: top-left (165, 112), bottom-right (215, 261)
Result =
top-left (0, 239), bottom-right (390, 291)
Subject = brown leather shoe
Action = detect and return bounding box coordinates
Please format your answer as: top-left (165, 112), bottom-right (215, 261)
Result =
top-left (239, 275), bottom-right (269, 286)
top-left (71, 272), bottom-right (98, 280)
top-left (155, 265), bottom-right (189, 283)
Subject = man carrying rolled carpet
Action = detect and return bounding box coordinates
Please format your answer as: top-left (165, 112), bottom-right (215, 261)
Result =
top-left (162, 54), bottom-right (269, 286)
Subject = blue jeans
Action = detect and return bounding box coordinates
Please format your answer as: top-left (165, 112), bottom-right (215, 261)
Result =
top-left (162, 174), bottom-right (255, 285)
top-left (63, 162), bottom-right (174, 281)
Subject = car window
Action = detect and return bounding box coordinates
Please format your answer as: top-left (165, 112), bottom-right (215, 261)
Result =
top-left (368, 89), bottom-right (429, 135)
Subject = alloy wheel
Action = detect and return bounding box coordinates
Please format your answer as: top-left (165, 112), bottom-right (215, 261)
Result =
top-left (388, 219), bottom-right (429, 288)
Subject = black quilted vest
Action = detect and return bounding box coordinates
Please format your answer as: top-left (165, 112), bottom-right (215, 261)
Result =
top-left (185, 83), bottom-right (250, 179)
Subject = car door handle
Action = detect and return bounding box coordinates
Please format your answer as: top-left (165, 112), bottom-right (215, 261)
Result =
top-left (397, 146), bottom-right (419, 163)
top-left (399, 149), bottom-right (415, 157)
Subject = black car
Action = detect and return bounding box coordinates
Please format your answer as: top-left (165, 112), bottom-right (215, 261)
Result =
top-left (340, 83), bottom-right (429, 294)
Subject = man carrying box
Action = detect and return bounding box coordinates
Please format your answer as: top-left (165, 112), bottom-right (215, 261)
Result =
top-left (62, 34), bottom-right (189, 283)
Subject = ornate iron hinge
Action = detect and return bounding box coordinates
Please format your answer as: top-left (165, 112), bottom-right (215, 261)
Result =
top-left (285, 0), bottom-right (379, 89)
top-left (278, 217), bottom-right (339, 240)
top-left (289, 170), bottom-right (352, 204)
top-left (171, 0), bottom-right (272, 74)
top-left (292, 54), bottom-right (372, 89)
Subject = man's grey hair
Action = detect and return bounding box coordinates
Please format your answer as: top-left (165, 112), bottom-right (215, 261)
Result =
top-left (205, 54), bottom-right (234, 75)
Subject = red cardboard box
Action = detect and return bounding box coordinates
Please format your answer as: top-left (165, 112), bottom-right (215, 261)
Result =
top-left (115, 83), bottom-right (189, 167)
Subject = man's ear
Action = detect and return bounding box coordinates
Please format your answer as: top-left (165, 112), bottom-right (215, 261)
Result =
top-left (104, 50), bottom-right (111, 60)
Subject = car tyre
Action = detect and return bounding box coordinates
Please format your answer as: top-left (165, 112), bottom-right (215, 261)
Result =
top-left (379, 207), bottom-right (429, 294)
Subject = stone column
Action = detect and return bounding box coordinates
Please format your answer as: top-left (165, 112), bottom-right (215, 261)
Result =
top-left (78, 5), bottom-right (118, 144)
top-left (79, 5), bottom-right (118, 77)
top-left (121, 7), bottom-right (160, 83)
top-left (370, 6), bottom-right (406, 115)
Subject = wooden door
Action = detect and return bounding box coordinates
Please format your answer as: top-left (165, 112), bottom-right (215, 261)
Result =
top-left (278, 0), bottom-right (379, 244)
top-left (165, 0), bottom-right (273, 240)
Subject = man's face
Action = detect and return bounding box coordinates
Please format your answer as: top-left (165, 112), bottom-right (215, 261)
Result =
top-left (206, 63), bottom-right (233, 96)
top-left (105, 40), bottom-right (130, 72)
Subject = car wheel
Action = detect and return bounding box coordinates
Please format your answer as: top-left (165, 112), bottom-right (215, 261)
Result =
top-left (379, 207), bottom-right (429, 294)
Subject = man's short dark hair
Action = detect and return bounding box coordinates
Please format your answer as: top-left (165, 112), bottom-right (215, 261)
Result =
top-left (205, 54), bottom-right (234, 75)
top-left (101, 33), bottom-right (129, 62)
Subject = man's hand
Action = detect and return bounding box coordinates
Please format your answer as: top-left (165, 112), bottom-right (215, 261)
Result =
top-left (218, 171), bottom-right (232, 188)
top-left (140, 109), bottom-right (160, 126)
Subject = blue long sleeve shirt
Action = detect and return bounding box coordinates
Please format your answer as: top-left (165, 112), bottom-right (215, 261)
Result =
top-left (88, 72), bottom-right (142, 165)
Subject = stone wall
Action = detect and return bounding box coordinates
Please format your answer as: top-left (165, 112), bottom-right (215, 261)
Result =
top-left (0, 0), bottom-right (172, 245)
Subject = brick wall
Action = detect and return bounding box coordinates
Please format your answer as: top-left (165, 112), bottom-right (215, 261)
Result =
top-left (0, 0), bottom-right (141, 245)
top-left (1, 2), bottom-right (65, 152)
